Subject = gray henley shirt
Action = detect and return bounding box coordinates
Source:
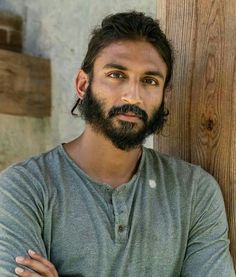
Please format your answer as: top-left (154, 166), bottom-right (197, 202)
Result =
top-left (0, 145), bottom-right (234, 276)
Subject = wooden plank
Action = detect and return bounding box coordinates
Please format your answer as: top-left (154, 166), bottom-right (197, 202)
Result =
top-left (155, 0), bottom-right (236, 266)
top-left (156, 0), bottom-right (166, 32)
top-left (0, 49), bottom-right (51, 117)
top-left (190, 0), bottom-right (236, 263)
top-left (155, 0), bottom-right (197, 161)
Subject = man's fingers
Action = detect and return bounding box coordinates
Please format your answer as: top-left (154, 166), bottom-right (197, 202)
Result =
top-left (28, 250), bottom-right (55, 269)
top-left (15, 250), bottom-right (58, 277)
top-left (15, 266), bottom-right (41, 277)
top-left (15, 256), bottom-right (48, 276)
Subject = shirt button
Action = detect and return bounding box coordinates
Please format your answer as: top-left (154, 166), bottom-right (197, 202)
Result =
top-left (118, 224), bottom-right (125, 233)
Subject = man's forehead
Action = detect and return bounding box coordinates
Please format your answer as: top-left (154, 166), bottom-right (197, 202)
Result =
top-left (94, 40), bottom-right (167, 73)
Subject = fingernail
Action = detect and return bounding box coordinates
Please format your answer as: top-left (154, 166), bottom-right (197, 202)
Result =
top-left (15, 267), bottom-right (24, 274)
top-left (15, 256), bottom-right (24, 262)
top-left (28, 249), bottom-right (36, 255)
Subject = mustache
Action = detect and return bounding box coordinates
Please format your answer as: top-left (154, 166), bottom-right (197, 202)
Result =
top-left (108, 104), bottom-right (148, 122)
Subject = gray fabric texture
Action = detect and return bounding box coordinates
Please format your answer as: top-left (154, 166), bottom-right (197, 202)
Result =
top-left (0, 145), bottom-right (234, 276)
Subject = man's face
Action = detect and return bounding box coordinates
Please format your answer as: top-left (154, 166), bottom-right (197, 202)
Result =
top-left (79, 40), bottom-right (167, 151)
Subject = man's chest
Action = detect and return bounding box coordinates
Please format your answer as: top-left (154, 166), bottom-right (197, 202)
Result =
top-left (44, 185), bottom-right (190, 276)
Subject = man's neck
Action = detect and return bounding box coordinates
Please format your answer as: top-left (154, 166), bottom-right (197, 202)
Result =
top-left (64, 126), bottom-right (142, 188)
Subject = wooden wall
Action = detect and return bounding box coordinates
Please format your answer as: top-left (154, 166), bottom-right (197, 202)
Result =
top-left (155, 0), bottom-right (236, 266)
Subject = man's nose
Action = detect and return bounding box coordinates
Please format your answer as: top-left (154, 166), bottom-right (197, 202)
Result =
top-left (121, 81), bottom-right (143, 105)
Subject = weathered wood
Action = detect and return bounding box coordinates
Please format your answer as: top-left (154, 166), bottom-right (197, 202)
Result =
top-left (0, 11), bottom-right (22, 52)
top-left (0, 49), bottom-right (51, 117)
top-left (190, 0), bottom-right (236, 263)
top-left (155, 0), bottom-right (236, 266)
top-left (154, 0), bottom-right (197, 161)
top-left (156, 0), bottom-right (166, 32)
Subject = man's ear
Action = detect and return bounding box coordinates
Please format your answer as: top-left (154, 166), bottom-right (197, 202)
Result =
top-left (75, 70), bottom-right (89, 100)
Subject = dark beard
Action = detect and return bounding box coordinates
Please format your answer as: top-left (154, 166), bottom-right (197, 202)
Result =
top-left (78, 83), bottom-right (167, 151)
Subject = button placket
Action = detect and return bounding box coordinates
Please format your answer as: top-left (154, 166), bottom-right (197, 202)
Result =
top-left (112, 191), bottom-right (128, 243)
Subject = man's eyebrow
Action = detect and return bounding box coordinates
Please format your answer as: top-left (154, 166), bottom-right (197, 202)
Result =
top-left (144, 70), bottom-right (165, 80)
top-left (103, 63), bottom-right (165, 80)
top-left (103, 63), bottom-right (128, 70)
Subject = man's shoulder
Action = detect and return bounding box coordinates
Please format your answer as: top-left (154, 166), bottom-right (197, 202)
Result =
top-left (143, 146), bottom-right (200, 172)
top-left (143, 146), bottom-right (218, 191)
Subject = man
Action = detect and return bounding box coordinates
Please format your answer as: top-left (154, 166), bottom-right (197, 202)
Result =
top-left (0, 11), bottom-right (234, 277)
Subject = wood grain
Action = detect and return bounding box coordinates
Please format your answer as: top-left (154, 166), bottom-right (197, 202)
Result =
top-left (155, 0), bottom-right (236, 266)
top-left (154, 0), bottom-right (197, 161)
top-left (0, 49), bottom-right (51, 117)
top-left (156, 0), bottom-right (166, 31)
top-left (190, 0), bottom-right (236, 261)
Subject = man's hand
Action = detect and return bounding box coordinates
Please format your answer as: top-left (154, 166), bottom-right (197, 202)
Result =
top-left (15, 249), bottom-right (59, 277)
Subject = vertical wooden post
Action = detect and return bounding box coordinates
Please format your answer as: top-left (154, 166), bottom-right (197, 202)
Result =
top-left (155, 1), bottom-right (197, 161)
top-left (155, 0), bottom-right (236, 265)
top-left (190, 0), bottom-right (236, 263)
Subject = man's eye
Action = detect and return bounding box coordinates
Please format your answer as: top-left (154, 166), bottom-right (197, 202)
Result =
top-left (143, 78), bottom-right (159, 86)
top-left (108, 72), bottom-right (125, 79)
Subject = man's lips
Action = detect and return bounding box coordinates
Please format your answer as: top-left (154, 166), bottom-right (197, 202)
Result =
top-left (116, 112), bottom-right (142, 122)
top-left (108, 104), bottom-right (148, 123)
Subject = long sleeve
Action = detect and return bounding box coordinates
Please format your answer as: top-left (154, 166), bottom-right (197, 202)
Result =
top-left (181, 171), bottom-right (235, 276)
top-left (0, 166), bottom-right (47, 276)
